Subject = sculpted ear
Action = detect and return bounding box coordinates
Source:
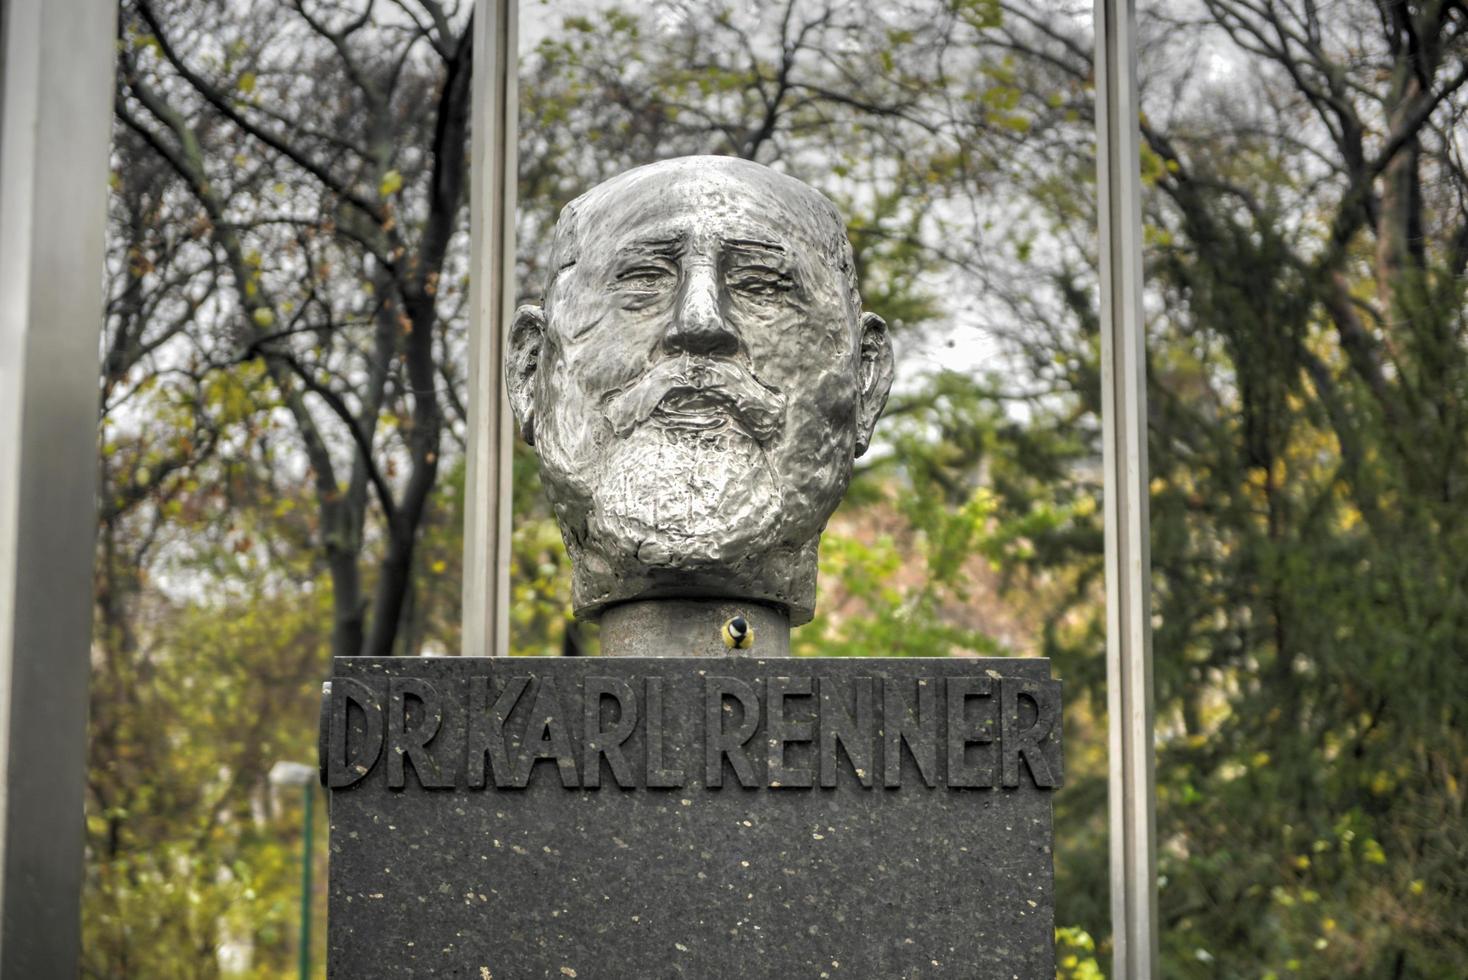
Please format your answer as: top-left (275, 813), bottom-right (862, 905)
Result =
top-left (506, 305), bottom-right (545, 445)
top-left (854, 311), bottom-right (894, 457)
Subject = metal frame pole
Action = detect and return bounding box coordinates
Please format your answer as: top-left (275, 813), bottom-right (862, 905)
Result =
top-left (1095, 0), bottom-right (1159, 975)
top-left (0, 0), bottom-right (117, 972)
top-left (299, 784), bottom-right (314, 980)
top-left (462, 0), bottom-right (519, 658)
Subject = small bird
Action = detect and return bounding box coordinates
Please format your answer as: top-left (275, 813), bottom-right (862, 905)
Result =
top-left (722, 615), bottom-right (754, 650)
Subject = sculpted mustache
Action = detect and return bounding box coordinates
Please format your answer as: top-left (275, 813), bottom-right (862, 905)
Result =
top-left (603, 358), bottom-right (786, 441)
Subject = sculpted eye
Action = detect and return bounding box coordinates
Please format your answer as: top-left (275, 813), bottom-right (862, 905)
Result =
top-left (728, 271), bottom-right (793, 298)
top-left (615, 265), bottom-right (675, 289)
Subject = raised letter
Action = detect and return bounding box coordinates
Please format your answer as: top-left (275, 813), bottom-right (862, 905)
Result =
top-left (1000, 678), bottom-right (1063, 788)
top-left (465, 674), bottom-right (529, 789)
top-left (387, 677), bottom-right (454, 790)
top-left (705, 676), bottom-right (759, 788)
top-left (515, 676), bottom-right (580, 788)
top-left (946, 677), bottom-right (995, 788)
top-left (582, 676), bottom-right (637, 789)
top-left (819, 676), bottom-right (874, 788)
top-left (883, 677), bottom-right (938, 788)
top-left (645, 677), bottom-right (684, 788)
top-left (327, 678), bottom-right (384, 789)
top-left (766, 676), bottom-right (814, 788)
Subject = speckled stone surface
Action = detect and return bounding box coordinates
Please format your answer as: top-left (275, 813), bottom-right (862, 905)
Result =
top-left (324, 657), bottom-right (1062, 979)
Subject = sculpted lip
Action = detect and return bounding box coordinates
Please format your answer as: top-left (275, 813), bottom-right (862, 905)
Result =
top-left (603, 356), bottom-right (786, 441)
top-left (651, 389), bottom-right (739, 432)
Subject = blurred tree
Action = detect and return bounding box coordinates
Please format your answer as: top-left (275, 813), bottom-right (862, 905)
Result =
top-left (87, 455), bottom-right (332, 976)
top-left (89, 0), bottom-right (1468, 975)
top-left (116, 0), bottom-right (476, 660)
top-left (985, 0), bottom-right (1468, 973)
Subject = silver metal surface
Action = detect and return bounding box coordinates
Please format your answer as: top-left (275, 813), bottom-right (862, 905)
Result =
top-left (1095, 0), bottom-right (1159, 975)
top-left (0, 0), bottom-right (117, 971)
top-left (462, 0), bottom-right (519, 657)
top-left (507, 157), bottom-right (893, 626)
top-left (598, 599), bottom-right (791, 658)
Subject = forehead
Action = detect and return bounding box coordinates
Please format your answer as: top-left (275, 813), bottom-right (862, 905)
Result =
top-left (558, 162), bottom-right (844, 266)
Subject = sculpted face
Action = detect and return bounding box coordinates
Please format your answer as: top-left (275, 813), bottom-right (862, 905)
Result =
top-left (507, 157), bottom-right (893, 624)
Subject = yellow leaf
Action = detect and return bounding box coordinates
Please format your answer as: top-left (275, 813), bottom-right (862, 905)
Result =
top-left (237, 71), bottom-right (256, 94)
top-left (379, 169), bottom-right (404, 197)
top-left (252, 307), bottom-right (275, 328)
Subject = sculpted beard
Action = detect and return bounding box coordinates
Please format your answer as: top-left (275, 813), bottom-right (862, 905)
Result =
top-left (589, 356), bottom-right (788, 566)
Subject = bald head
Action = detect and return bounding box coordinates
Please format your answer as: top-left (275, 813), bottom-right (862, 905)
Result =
top-left (546, 157), bottom-right (860, 321)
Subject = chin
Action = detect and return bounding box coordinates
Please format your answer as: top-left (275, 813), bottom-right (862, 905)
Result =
top-left (543, 419), bottom-right (844, 625)
top-left (587, 422), bottom-right (785, 563)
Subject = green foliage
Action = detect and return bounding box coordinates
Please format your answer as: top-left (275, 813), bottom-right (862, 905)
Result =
top-left (1011, 4), bottom-right (1468, 974)
top-left (92, 1), bottom-right (1468, 977)
top-left (1056, 925), bottom-right (1105, 980)
top-left (87, 499), bottom-right (331, 976)
top-left (794, 367), bottom-right (1098, 666)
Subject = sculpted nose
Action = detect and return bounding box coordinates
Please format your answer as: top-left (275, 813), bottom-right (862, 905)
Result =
top-left (665, 264), bottom-right (739, 357)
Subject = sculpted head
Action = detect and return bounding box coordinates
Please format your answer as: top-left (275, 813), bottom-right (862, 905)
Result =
top-left (507, 156), bottom-right (894, 624)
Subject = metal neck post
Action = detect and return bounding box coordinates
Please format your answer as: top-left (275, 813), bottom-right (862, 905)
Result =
top-left (597, 599), bottom-right (792, 658)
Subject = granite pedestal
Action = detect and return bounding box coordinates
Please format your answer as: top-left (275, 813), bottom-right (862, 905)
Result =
top-left (322, 656), bottom-right (1062, 979)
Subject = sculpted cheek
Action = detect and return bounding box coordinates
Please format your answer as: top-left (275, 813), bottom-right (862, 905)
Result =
top-left (557, 314), bottom-right (659, 392)
top-left (744, 312), bottom-right (847, 381)
top-left (794, 346), bottom-right (860, 436)
top-left (771, 362), bottom-right (859, 541)
top-left (535, 366), bottom-right (601, 502)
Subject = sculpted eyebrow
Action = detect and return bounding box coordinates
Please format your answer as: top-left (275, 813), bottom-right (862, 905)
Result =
top-left (724, 238), bottom-right (787, 258)
top-left (618, 235), bottom-right (683, 257)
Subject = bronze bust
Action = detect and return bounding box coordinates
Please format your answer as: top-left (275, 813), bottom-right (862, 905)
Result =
top-left (507, 156), bottom-right (892, 644)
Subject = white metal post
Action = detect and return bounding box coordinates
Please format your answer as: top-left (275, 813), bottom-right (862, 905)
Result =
top-left (462, 0), bottom-right (518, 658)
top-left (0, 0), bottom-right (117, 971)
top-left (1095, 0), bottom-right (1159, 975)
